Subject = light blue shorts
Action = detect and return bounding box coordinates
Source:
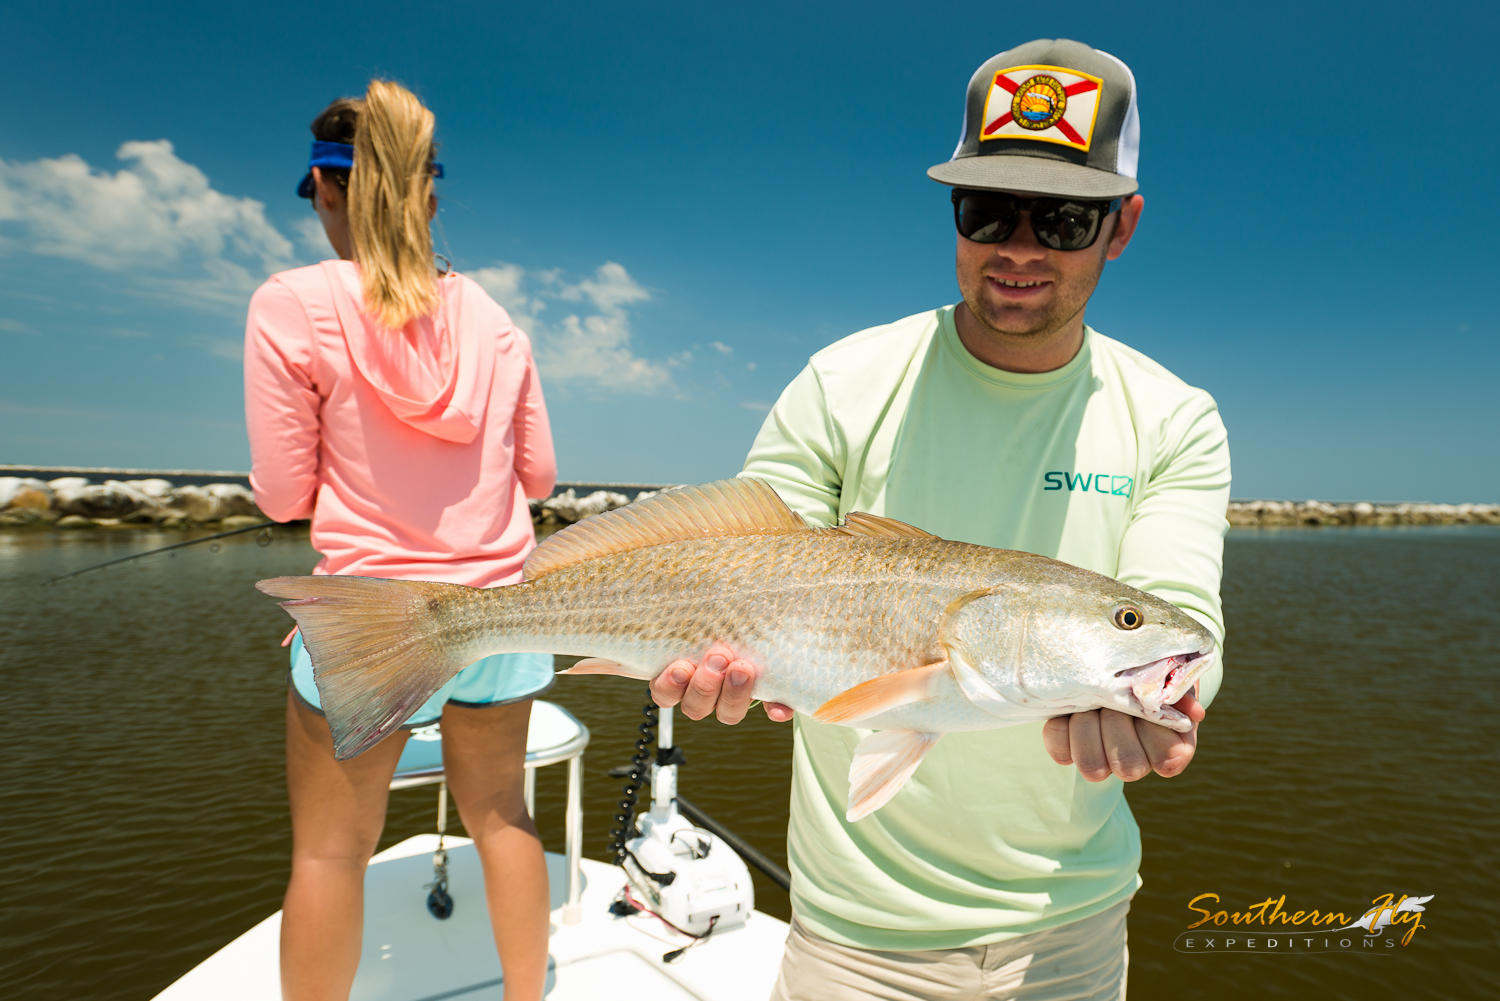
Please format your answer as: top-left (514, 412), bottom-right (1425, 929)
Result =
top-left (289, 633), bottom-right (555, 729)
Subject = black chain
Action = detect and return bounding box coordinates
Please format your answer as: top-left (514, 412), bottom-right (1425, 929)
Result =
top-left (608, 703), bottom-right (658, 864)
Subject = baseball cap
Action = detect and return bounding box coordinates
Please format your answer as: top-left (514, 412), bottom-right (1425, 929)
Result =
top-left (928, 39), bottom-right (1140, 199)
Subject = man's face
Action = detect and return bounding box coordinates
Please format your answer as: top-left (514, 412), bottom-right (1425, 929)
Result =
top-left (955, 193), bottom-right (1142, 340)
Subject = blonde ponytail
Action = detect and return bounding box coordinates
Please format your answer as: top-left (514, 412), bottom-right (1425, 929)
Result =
top-left (347, 80), bottom-right (439, 329)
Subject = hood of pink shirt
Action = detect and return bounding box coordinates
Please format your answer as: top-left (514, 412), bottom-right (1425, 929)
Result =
top-left (321, 260), bottom-right (497, 444)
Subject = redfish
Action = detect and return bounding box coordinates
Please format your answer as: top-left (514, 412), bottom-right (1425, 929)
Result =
top-left (258, 478), bottom-right (1215, 820)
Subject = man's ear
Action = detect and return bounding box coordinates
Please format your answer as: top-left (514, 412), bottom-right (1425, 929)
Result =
top-left (1105, 195), bottom-right (1144, 262)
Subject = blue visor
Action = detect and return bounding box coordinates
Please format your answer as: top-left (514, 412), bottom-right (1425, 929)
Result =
top-left (297, 141), bottom-right (445, 198)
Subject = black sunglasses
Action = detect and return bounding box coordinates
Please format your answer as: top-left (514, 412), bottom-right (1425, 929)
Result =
top-left (951, 189), bottom-right (1122, 251)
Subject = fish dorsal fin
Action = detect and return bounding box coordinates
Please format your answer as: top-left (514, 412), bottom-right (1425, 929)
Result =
top-left (835, 512), bottom-right (939, 540)
top-left (523, 478), bottom-right (809, 580)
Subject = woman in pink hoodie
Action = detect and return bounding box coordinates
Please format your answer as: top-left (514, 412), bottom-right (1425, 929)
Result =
top-left (245, 81), bottom-right (556, 1001)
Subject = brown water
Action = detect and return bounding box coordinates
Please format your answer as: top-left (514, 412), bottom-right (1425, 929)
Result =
top-left (0, 525), bottom-right (1495, 1000)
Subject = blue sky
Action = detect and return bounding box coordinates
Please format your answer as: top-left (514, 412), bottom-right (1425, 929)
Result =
top-left (1, 0), bottom-right (1495, 501)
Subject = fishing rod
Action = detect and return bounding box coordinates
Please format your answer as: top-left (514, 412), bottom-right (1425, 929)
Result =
top-left (44, 520), bottom-right (280, 585)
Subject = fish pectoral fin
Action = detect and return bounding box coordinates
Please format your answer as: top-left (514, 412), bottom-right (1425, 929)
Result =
top-left (846, 729), bottom-right (942, 822)
top-left (558, 658), bottom-right (630, 676)
top-left (813, 660), bottom-right (949, 724)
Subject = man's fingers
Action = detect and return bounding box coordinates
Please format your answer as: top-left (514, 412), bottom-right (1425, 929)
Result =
top-left (647, 644), bottom-right (772, 726)
top-left (714, 658), bottom-right (759, 725)
top-left (1135, 715), bottom-right (1198, 777)
top-left (678, 652), bottom-right (729, 720)
top-left (1099, 709), bottom-right (1152, 782)
top-left (1173, 688), bottom-right (1207, 724)
top-left (1067, 711), bottom-right (1111, 782)
top-left (1042, 717), bottom-right (1073, 764)
top-left (763, 702), bottom-right (794, 722)
top-left (648, 660), bottom-right (694, 709)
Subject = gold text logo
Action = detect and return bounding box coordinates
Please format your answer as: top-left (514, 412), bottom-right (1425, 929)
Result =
top-left (1175, 892), bottom-right (1434, 953)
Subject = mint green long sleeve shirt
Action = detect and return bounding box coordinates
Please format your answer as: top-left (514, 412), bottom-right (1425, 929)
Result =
top-left (741, 306), bottom-right (1230, 950)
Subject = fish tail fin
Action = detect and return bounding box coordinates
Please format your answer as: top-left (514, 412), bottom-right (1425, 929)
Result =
top-left (256, 575), bottom-right (479, 759)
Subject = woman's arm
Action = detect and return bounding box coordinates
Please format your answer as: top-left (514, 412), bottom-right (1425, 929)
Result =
top-left (244, 279), bottom-right (322, 523)
top-left (510, 332), bottom-right (557, 501)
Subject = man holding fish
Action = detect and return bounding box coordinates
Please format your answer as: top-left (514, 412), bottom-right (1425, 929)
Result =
top-left (648, 37), bottom-right (1229, 999)
top-left (264, 36), bottom-right (1228, 1001)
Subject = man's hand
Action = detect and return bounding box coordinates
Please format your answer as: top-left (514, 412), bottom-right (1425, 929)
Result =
top-left (1041, 688), bottom-right (1205, 782)
top-left (648, 645), bottom-right (794, 724)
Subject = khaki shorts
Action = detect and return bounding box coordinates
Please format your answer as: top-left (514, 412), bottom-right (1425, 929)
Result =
top-left (769, 899), bottom-right (1130, 1001)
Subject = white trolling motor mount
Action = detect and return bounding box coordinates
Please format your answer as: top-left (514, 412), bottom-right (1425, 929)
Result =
top-left (615, 707), bottom-right (755, 958)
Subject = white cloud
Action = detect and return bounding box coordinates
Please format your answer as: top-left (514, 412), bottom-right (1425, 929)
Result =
top-left (0, 140), bottom-right (295, 305)
top-left (470, 260), bottom-right (679, 395)
top-left (709, 339), bottom-right (755, 370)
top-left (558, 261), bottom-right (651, 314)
top-left (0, 143), bottom-right (688, 388)
top-left (469, 262), bottom-right (534, 317)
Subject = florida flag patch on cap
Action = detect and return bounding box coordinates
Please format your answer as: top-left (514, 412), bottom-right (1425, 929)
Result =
top-left (980, 65), bottom-right (1104, 151)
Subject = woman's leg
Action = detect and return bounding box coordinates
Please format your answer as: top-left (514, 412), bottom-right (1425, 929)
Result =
top-left (440, 700), bottom-right (550, 1001)
top-left (282, 690), bottom-right (410, 1001)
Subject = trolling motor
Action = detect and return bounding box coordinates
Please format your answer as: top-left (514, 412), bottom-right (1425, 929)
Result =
top-left (608, 705), bottom-right (754, 961)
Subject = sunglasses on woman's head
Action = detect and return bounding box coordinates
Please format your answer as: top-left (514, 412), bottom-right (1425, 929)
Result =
top-left (951, 189), bottom-right (1122, 251)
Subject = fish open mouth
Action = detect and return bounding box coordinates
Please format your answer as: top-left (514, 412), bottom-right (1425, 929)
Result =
top-left (1115, 646), bottom-right (1215, 732)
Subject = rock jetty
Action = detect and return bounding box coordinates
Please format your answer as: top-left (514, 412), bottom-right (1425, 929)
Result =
top-left (529, 487), bottom-right (661, 526)
top-left (6, 474), bottom-right (1493, 531)
top-left (0, 476), bottom-right (266, 529)
top-left (533, 491), bottom-right (1500, 528)
top-left (1227, 500), bottom-right (1500, 527)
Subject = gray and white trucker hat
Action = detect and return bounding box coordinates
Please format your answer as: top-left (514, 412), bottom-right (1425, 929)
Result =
top-left (928, 38), bottom-right (1140, 199)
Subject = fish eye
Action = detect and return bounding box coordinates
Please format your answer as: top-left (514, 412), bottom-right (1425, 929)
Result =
top-left (1112, 605), bottom-right (1143, 630)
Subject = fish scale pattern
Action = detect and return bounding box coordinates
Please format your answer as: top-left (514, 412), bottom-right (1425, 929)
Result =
top-left (467, 533), bottom-right (1021, 714)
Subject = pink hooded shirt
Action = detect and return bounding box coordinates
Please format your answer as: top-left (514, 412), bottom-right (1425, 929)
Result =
top-left (245, 260), bottom-right (556, 587)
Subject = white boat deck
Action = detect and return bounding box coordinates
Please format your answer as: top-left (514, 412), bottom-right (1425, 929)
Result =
top-left (155, 836), bottom-right (789, 1001)
top-left (152, 701), bottom-right (789, 1000)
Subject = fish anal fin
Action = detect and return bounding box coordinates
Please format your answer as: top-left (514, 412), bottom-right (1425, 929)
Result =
top-left (813, 660), bottom-right (949, 724)
top-left (558, 657), bottom-right (642, 677)
top-left (847, 730), bottom-right (943, 822)
top-left (834, 512), bottom-right (938, 540)
top-left (524, 478), bottom-right (809, 580)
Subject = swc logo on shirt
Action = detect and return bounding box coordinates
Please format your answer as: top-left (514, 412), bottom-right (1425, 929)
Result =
top-left (1043, 471), bottom-right (1134, 498)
